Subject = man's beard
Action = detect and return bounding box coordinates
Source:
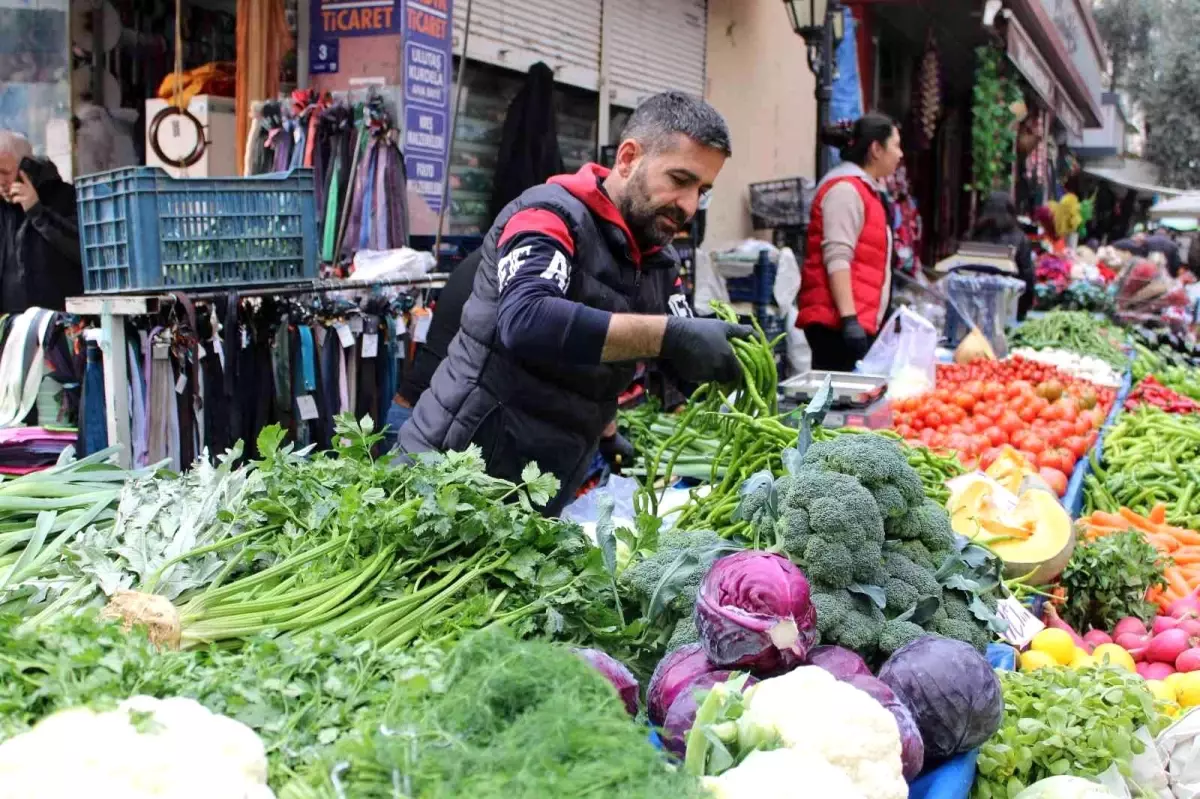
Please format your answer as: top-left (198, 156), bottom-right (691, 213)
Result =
top-left (618, 169), bottom-right (688, 250)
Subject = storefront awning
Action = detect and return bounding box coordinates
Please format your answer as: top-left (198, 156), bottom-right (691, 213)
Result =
top-left (1082, 166), bottom-right (1187, 198)
top-left (1150, 194), bottom-right (1200, 220)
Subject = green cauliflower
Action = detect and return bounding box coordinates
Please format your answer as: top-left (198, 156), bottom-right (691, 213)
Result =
top-left (879, 618), bottom-right (927, 657)
top-left (774, 467), bottom-right (886, 590)
top-left (801, 434), bottom-right (926, 511)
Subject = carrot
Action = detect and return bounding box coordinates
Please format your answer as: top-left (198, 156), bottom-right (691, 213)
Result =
top-left (1165, 527), bottom-right (1200, 546)
top-left (1149, 534), bottom-right (1182, 553)
top-left (1165, 567), bottom-right (1192, 597)
top-left (1119, 507), bottom-right (1161, 534)
top-left (1089, 511), bottom-right (1134, 528)
top-left (1172, 547), bottom-right (1200, 564)
top-left (1151, 503), bottom-right (1168, 525)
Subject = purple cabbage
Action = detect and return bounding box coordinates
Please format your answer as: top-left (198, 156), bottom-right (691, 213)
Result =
top-left (647, 644), bottom-right (718, 727)
top-left (843, 674), bottom-right (925, 781)
top-left (806, 645), bottom-right (872, 680)
top-left (661, 671), bottom-right (757, 756)
top-left (574, 648), bottom-right (639, 716)
top-left (878, 637), bottom-right (1003, 763)
top-left (694, 551), bottom-right (817, 672)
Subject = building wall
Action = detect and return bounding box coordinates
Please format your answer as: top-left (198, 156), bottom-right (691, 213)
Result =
top-left (704, 0), bottom-right (817, 246)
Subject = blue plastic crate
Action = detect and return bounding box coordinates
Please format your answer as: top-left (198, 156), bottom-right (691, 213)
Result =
top-left (726, 252), bottom-right (777, 305)
top-left (76, 167), bottom-right (318, 293)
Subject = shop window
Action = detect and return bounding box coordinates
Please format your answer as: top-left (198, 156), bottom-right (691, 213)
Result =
top-left (0, 4), bottom-right (72, 176)
top-left (447, 62), bottom-right (602, 236)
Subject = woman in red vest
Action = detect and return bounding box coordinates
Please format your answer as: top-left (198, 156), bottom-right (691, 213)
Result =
top-left (797, 113), bottom-right (903, 371)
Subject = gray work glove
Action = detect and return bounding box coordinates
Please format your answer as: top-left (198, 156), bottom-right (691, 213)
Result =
top-left (841, 315), bottom-right (871, 359)
top-left (661, 317), bottom-right (754, 384)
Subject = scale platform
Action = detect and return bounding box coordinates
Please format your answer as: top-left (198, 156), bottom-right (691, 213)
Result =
top-left (778, 370), bottom-right (893, 429)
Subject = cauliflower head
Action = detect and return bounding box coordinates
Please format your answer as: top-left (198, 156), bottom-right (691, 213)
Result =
top-left (735, 666), bottom-right (907, 799)
top-left (701, 748), bottom-right (866, 799)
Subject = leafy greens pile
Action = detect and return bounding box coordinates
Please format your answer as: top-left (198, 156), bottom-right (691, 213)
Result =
top-left (278, 628), bottom-right (700, 799)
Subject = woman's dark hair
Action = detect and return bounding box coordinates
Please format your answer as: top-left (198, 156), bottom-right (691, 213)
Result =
top-left (972, 191), bottom-right (1020, 238)
top-left (819, 112), bottom-right (896, 166)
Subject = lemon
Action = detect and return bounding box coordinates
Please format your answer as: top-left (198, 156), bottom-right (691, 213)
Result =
top-left (1166, 672), bottom-right (1188, 697)
top-left (1091, 643), bottom-right (1136, 672)
top-left (1069, 649), bottom-right (1096, 669)
top-left (1020, 650), bottom-right (1059, 672)
top-left (1146, 679), bottom-right (1177, 704)
top-left (1029, 629), bottom-right (1078, 665)
top-left (1175, 673), bottom-right (1200, 708)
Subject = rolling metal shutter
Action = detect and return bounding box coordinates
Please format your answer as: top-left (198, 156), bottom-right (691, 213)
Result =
top-left (604, 0), bottom-right (707, 108)
top-left (453, 0), bottom-right (603, 91)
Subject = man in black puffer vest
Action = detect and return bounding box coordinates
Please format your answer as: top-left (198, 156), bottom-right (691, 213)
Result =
top-left (400, 92), bottom-right (747, 515)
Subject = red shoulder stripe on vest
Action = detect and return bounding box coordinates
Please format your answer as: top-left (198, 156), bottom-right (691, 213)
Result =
top-left (498, 209), bottom-right (576, 256)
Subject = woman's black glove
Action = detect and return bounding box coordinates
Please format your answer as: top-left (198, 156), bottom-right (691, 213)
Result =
top-left (841, 314), bottom-right (871, 359)
top-left (660, 317), bottom-right (754, 384)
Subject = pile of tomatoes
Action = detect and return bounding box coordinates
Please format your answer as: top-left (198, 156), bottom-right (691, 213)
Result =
top-left (891, 357), bottom-right (1117, 494)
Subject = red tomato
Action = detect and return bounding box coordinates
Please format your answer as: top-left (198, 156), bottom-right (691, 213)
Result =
top-left (1036, 449), bottom-right (1065, 472)
top-left (979, 447), bottom-right (1003, 470)
top-left (954, 392), bottom-right (976, 411)
top-left (919, 428), bottom-right (936, 445)
top-left (1063, 435), bottom-right (1089, 459)
top-left (1022, 435), bottom-right (1046, 455)
top-left (1072, 416), bottom-right (1092, 436)
top-left (924, 411), bottom-right (943, 428)
top-left (946, 432), bottom-right (973, 455)
top-left (1038, 467), bottom-right (1069, 497)
top-left (983, 426), bottom-right (1007, 447)
top-left (998, 411), bottom-right (1024, 437)
top-left (1018, 404), bottom-right (1038, 423)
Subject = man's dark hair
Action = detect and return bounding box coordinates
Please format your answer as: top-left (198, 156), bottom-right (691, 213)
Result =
top-left (972, 191), bottom-right (1020, 239)
top-left (620, 91), bottom-right (732, 157)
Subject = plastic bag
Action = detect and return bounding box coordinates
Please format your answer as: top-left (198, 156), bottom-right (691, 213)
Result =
top-left (562, 475), bottom-right (640, 542)
top-left (858, 306), bottom-right (939, 398)
top-left (1156, 707), bottom-right (1200, 798)
top-left (942, 271), bottom-right (1027, 356)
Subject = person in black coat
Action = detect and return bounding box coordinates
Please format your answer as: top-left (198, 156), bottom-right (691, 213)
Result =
top-left (0, 131), bottom-right (83, 313)
top-left (971, 191), bottom-right (1035, 320)
top-left (488, 62), bottom-right (565, 224)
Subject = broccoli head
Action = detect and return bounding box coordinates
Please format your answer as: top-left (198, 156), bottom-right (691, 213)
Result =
top-left (886, 498), bottom-right (957, 557)
top-left (872, 484), bottom-right (909, 522)
top-left (620, 528), bottom-right (733, 618)
top-left (823, 593), bottom-right (885, 655)
top-left (879, 618), bottom-right (927, 657)
top-left (852, 541), bottom-right (887, 586)
top-left (933, 617), bottom-right (989, 653)
top-left (802, 537), bottom-right (856, 589)
top-left (884, 551), bottom-right (941, 598)
top-left (885, 538), bottom-right (936, 572)
top-left (774, 507), bottom-right (810, 555)
top-left (778, 466), bottom-right (885, 552)
top-left (667, 616), bottom-right (700, 650)
top-left (801, 435), bottom-right (926, 509)
top-left (812, 588), bottom-right (852, 637)
top-left (884, 578), bottom-right (919, 616)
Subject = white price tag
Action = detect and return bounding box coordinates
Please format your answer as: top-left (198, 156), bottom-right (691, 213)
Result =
top-left (175, 373), bottom-right (187, 394)
top-left (334, 323), bottom-right (355, 349)
top-left (152, 341), bottom-right (170, 361)
top-left (413, 314), bottom-right (433, 343)
top-left (240, 327), bottom-right (250, 350)
top-left (348, 316), bottom-right (364, 334)
top-left (296, 394), bottom-right (319, 420)
top-left (198, 343), bottom-right (207, 358)
top-left (996, 597), bottom-right (1045, 648)
top-left (394, 316), bottom-right (407, 336)
top-left (361, 333), bottom-right (379, 358)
